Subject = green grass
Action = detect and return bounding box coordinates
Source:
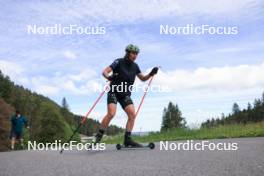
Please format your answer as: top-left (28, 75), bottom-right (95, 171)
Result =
top-left (103, 121), bottom-right (264, 144)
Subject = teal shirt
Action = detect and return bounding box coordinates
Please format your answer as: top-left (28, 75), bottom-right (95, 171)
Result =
top-left (11, 115), bottom-right (28, 133)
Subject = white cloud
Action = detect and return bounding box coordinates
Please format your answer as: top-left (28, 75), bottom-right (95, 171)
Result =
top-left (21, 0), bottom-right (261, 25)
top-left (154, 62), bottom-right (264, 91)
top-left (69, 69), bottom-right (97, 82)
top-left (0, 60), bottom-right (30, 84)
top-left (35, 85), bottom-right (60, 95)
top-left (62, 80), bottom-right (80, 94)
top-left (63, 51), bottom-right (77, 60)
top-left (28, 62), bottom-right (264, 97)
top-left (175, 0), bottom-right (259, 17)
top-left (29, 69), bottom-right (102, 96)
top-left (0, 60), bottom-right (24, 77)
top-left (61, 80), bottom-right (98, 95)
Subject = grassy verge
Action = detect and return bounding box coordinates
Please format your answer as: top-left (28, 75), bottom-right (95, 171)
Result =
top-left (103, 121), bottom-right (264, 144)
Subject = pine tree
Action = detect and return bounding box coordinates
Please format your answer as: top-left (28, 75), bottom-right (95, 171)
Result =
top-left (161, 102), bottom-right (186, 131)
top-left (262, 92), bottom-right (264, 105)
top-left (61, 97), bottom-right (74, 126)
top-left (232, 103), bottom-right (240, 115)
top-left (62, 97), bottom-right (69, 111)
top-left (253, 99), bottom-right (262, 122)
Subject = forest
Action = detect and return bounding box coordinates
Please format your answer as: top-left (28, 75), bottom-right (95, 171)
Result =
top-left (0, 70), bottom-right (123, 151)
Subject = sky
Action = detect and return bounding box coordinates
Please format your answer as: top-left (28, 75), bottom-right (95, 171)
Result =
top-left (0, 0), bottom-right (264, 131)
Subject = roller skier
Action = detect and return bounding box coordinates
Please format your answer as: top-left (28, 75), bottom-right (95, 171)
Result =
top-left (92, 44), bottom-right (158, 147)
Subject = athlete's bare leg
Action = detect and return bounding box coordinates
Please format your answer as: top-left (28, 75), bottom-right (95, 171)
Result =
top-left (124, 104), bottom-right (136, 132)
top-left (100, 103), bottom-right (117, 129)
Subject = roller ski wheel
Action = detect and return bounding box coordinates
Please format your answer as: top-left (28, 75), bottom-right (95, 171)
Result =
top-left (116, 142), bottom-right (155, 150)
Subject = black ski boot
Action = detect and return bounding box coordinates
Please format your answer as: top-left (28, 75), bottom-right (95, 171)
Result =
top-left (124, 131), bottom-right (143, 148)
top-left (89, 129), bottom-right (104, 148)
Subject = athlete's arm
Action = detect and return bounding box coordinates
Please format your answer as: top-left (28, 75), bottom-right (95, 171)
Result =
top-left (102, 66), bottom-right (113, 80)
top-left (137, 73), bottom-right (151, 81)
top-left (137, 67), bottom-right (159, 81)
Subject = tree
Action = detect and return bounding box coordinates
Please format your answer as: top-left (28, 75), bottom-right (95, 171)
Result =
top-left (0, 71), bottom-right (12, 103)
top-left (201, 92), bottom-right (264, 127)
top-left (60, 97), bottom-right (75, 126)
top-left (36, 102), bottom-right (71, 143)
top-left (161, 102), bottom-right (186, 131)
top-left (232, 103), bottom-right (240, 115)
top-left (247, 103), bottom-right (252, 111)
top-left (201, 119), bottom-right (211, 128)
top-left (161, 107), bottom-right (170, 130)
top-left (61, 97), bottom-right (69, 111)
top-left (261, 92), bottom-right (264, 105)
top-left (253, 99), bottom-right (263, 122)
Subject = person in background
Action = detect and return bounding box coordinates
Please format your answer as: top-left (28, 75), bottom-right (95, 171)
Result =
top-left (10, 110), bottom-right (29, 150)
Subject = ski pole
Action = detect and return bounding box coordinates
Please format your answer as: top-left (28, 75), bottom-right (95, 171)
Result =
top-left (60, 86), bottom-right (106, 154)
top-left (135, 75), bottom-right (155, 117)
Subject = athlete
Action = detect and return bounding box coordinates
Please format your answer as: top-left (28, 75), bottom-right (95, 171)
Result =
top-left (93, 44), bottom-right (158, 147)
top-left (10, 110), bottom-right (29, 150)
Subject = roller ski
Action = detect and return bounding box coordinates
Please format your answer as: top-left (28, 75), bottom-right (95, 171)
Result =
top-left (116, 131), bottom-right (155, 150)
top-left (116, 142), bottom-right (155, 150)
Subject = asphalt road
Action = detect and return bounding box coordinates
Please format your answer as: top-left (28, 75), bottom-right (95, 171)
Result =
top-left (0, 137), bottom-right (263, 176)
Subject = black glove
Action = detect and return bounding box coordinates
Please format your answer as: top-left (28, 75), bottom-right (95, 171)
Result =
top-left (149, 67), bottom-right (159, 76)
top-left (107, 73), bottom-right (118, 81)
top-left (107, 75), bottom-right (114, 81)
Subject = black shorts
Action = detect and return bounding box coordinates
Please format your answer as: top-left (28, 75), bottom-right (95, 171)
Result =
top-left (10, 130), bottom-right (22, 139)
top-left (107, 92), bottom-right (133, 109)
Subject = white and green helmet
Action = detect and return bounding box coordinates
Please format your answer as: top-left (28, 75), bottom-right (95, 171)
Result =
top-left (125, 44), bottom-right (140, 53)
